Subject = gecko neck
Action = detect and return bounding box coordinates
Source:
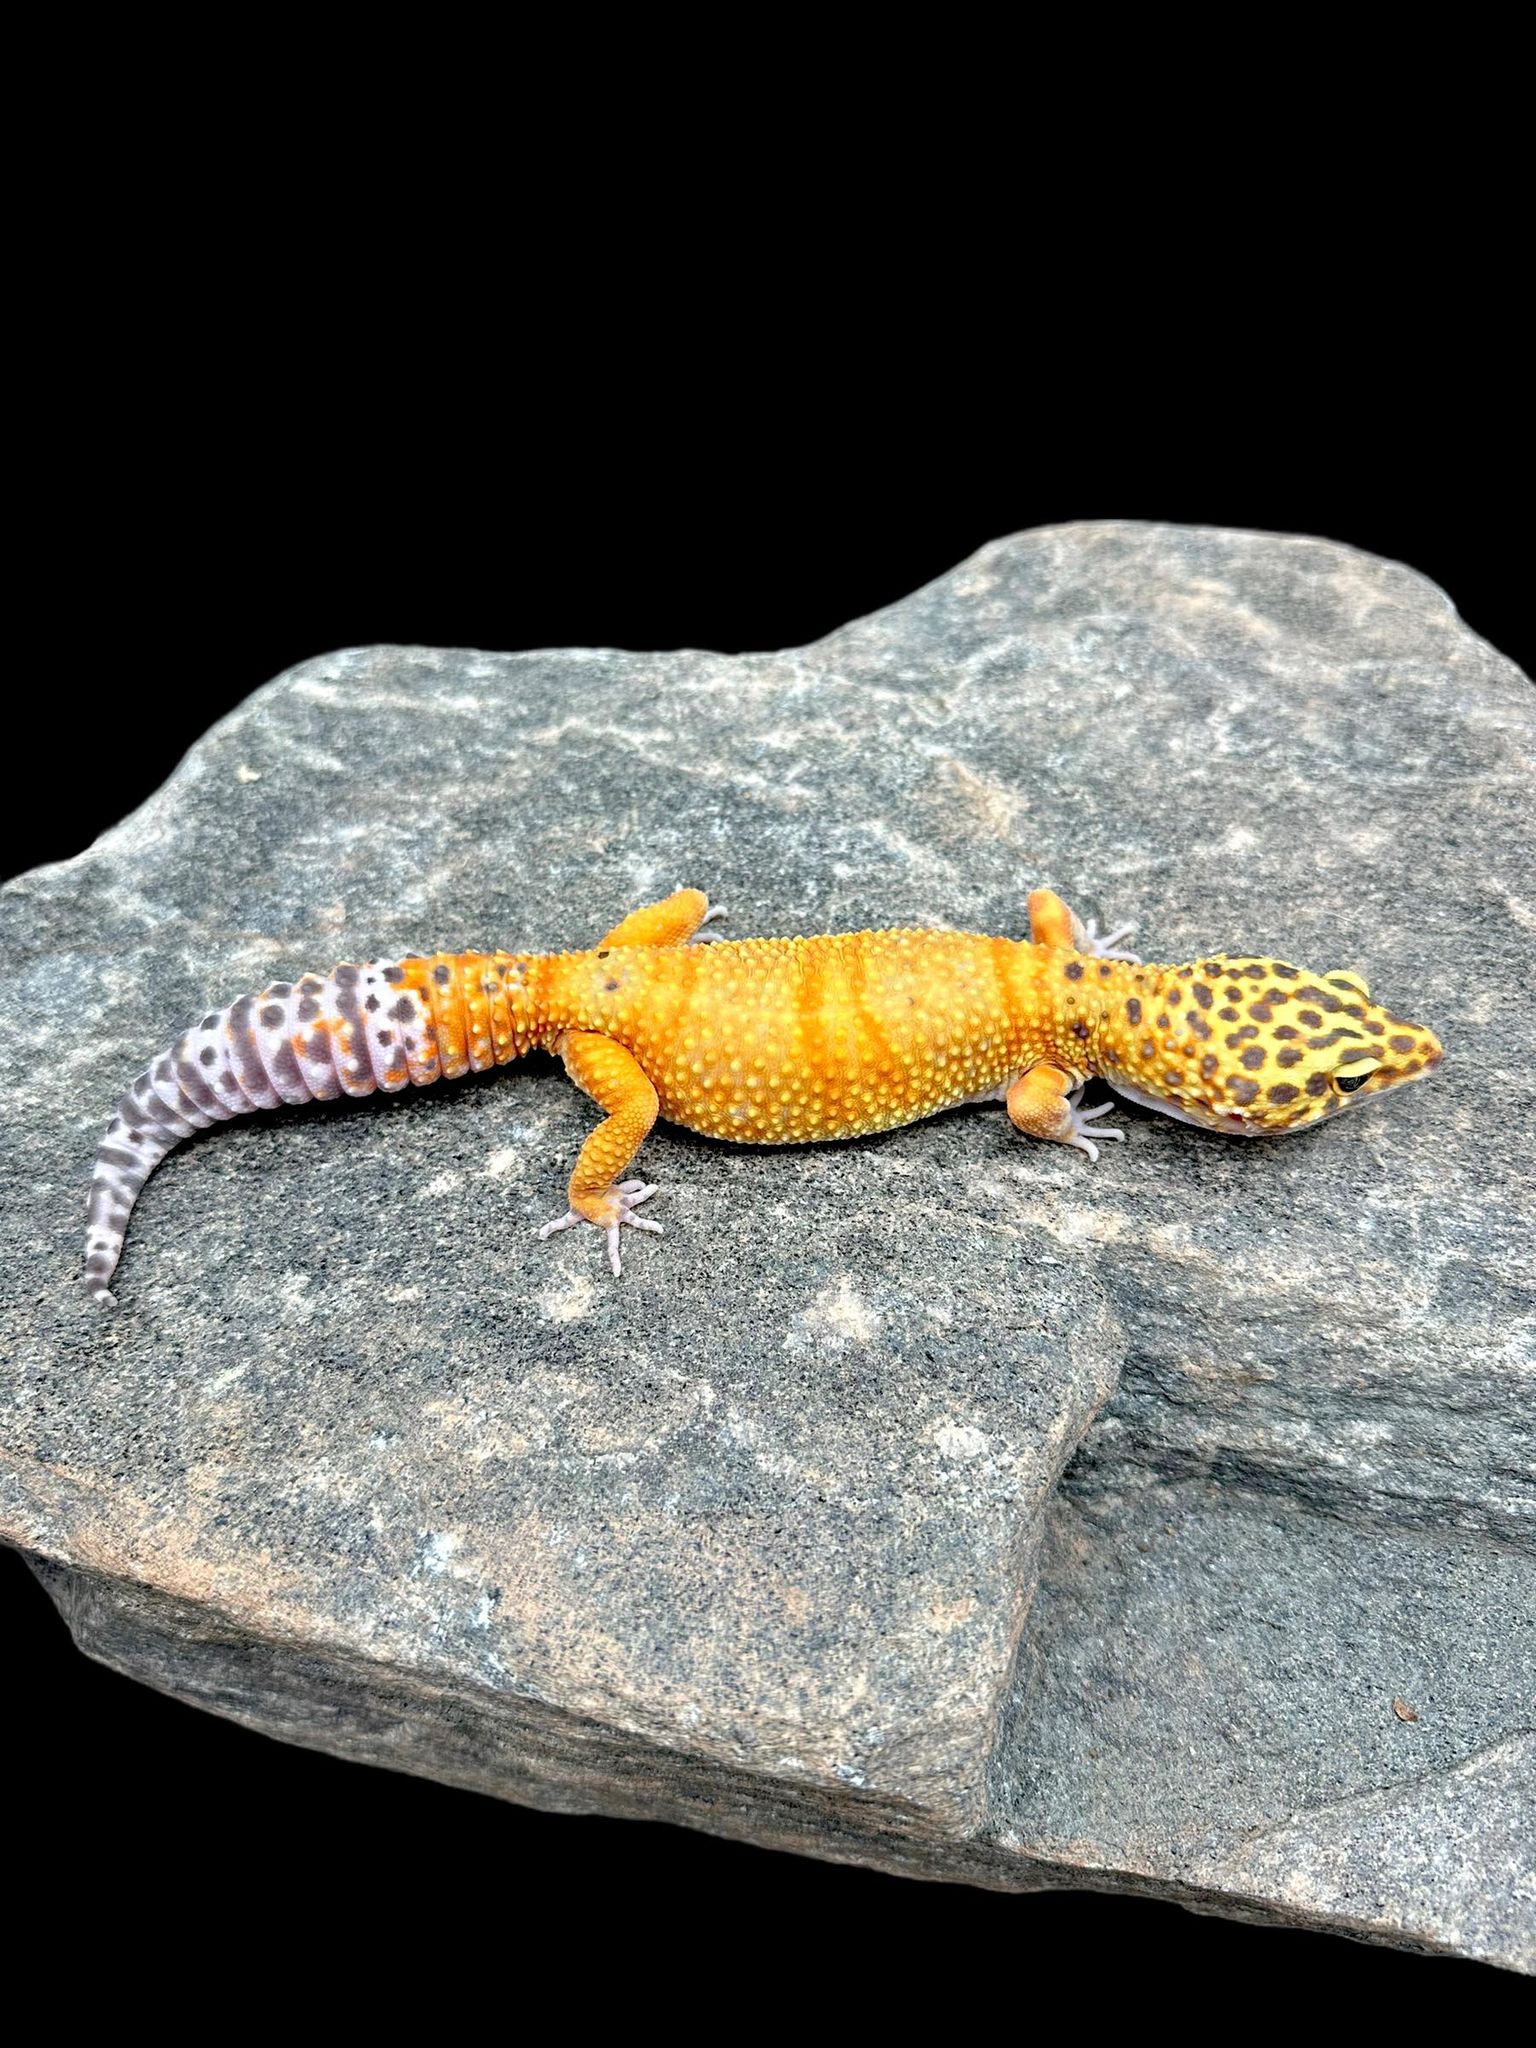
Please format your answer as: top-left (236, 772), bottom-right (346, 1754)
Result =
top-left (1031, 951), bottom-right (1183, 1083)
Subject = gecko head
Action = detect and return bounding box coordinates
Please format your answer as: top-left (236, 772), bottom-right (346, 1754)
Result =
top-left (1102, 957), bottom-right (1444, 1137)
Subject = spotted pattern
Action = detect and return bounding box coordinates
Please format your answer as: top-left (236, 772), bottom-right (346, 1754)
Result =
top-left (1095, 951), bottom-right (1443, 1137)
top-left (83, 949), bottom-right (547, 1304)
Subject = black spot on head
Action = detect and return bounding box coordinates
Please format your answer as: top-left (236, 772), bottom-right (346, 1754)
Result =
top-left (1218, 1006), bottom-right (1239, 1022)
top-left (1065, 961), bottom-right (1084, 981)
top-left (1389, 1034), bottom-right (1415, 1053)
top-left (1295, 985), bottom-right (1342, 1013)
top-left (1276, 1046), bottom-right (1303, 1067)
top-left (1249, 1002), bottom-right (1273, 1022)
top-left (1226, 985), bottom-right (1243, 1001)
top-left (1273, 1024), bottom-right (1298, 1040)
top-left (260, 1004), bottom-right (284, 1028)
top-left (1229, 1078), bottom-right (1260, 1105)
top-left (1126, 997), bottom-right (1142, 1024)
top-left (1193, 983), bottom-right (1212, 1009)
top-left (1201, 1053), bottom-right (1219, 1078)
top-left (1244, 964), bottom-right (1265, 980)
top-left (1298, 1009), bottom-right (1323, 1029)
top-left (1273, 963), bottom-right (1299, 979)
top-left (199, 1046), bottom-right (216, 1065)
top-left (1268, 1082), bottom-right (1300, 1104)
top-left (1240, 1046), bottom-right (1266, 1069)
top-left (1188, 1013), bottom-right (1211, 1039)
top-left (1226, 1026), bottom-right (1258, 1047)
top-left (1306, 1071), bottom-right (1329, 1096)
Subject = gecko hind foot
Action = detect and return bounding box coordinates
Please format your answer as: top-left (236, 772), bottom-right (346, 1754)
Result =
top-left (1065, 1088), bottom-right (1126, 1163)
top-left (537, 1179), bottom-right (664, 1276)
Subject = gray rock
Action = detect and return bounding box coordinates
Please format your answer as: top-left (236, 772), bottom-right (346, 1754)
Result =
top-left (2, 522), bottom-right (1531, 1969)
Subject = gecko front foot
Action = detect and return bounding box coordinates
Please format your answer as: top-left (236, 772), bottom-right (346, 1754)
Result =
top-left (1079, 915), bottom-right (1141, 963)
top-left (692, 901), bottom-right (728, 942)
top-left (537, 1179), bottom-right (664, 1276)
top-left (1063, 1087), bottom-right (1126, 1162)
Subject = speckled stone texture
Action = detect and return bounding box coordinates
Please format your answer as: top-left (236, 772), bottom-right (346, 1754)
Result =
top-left (3, 523), bottom-right (1532, 1969)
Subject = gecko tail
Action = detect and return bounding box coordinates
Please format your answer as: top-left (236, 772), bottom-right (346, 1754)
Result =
top-left (83, 1078), bottom-right (206, 1305)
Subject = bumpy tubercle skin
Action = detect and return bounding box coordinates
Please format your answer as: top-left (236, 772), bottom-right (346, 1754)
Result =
top-left (83, 886), bottom-right (1445, 1301)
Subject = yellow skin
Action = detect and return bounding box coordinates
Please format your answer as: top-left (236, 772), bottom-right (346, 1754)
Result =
top-left (516, 886), bottom-right (1445, 1273)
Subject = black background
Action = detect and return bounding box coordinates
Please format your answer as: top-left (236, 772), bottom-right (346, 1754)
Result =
top-left (6, 165), bottom-right (1529, 2007)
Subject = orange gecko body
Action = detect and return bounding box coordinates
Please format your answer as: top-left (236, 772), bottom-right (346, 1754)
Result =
top-left (83, 887), bottom-right (1444, 1299)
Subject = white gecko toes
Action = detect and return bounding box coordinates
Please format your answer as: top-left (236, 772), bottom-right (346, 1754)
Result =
top-left (1063, 1087), bottom-right (1126, 1160)
top-left (538, 1182), bottom-right (665, 1275)
top-left (1080, 915), bottom-right (1142, 964)
top-left (691, 901), bottom-right (728, 941)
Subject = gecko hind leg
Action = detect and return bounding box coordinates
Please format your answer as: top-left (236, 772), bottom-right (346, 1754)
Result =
top-left (538, 1031), bottom-right (665, 1276)
top-left (598, 887), bottom-right (721, 950)
top-left (539, 1179), bottom-right (662, 1278)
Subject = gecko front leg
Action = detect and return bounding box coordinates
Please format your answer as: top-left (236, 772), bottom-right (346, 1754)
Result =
top-left (1027, 887), bottom-right (1141, 962)
top-left (537, 1030), bottom-right (665, 1275)
top-left (1007, 1063), bottom-right (1125, 1162)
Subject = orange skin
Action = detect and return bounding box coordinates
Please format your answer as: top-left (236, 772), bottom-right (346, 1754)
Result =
top-left (382, 886), bottom-right (1443, 1275)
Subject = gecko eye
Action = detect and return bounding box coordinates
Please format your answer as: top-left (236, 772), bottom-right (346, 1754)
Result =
top-left (1331, 1055), bottom-right (1383, 1094)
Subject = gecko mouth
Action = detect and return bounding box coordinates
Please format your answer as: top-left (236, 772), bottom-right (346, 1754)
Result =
top-left (1105, 1080), bottom-right (1279, 1136)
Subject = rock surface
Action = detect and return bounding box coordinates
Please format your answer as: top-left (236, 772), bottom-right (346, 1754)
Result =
top-left (2, 523), bottom-right (1532, 1969)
